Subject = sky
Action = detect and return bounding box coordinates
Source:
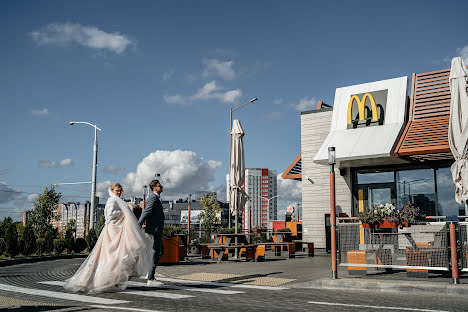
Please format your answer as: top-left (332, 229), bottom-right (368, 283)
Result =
top-left (1, 0), bottom-right (467, 221)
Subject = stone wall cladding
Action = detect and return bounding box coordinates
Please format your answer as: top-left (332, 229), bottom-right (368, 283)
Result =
top-left (301, 110), bottom-right (352, 248)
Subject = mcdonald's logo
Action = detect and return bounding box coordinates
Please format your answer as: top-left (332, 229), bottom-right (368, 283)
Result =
top-left (347, 93), bottom-right (379, 125)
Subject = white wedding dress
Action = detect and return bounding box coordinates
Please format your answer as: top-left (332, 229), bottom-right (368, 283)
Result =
top-left (64, 189), bottom-right (152, 293)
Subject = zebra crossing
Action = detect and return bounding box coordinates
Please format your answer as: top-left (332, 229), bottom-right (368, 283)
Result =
top-left (0, 277), bottom-right (288, 310)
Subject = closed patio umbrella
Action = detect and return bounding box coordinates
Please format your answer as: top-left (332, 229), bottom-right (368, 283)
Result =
top-left (448, 57), bottom-right (468, 208)
top-left (230, 120), bottom-right (249, 237)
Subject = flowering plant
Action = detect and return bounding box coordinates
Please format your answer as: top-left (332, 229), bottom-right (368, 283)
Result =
top-left (358, 202), bottom-right (425, 229)
top-left (357, 203), bottom-right (395, 229)
top-left (385, 202), bottom-right (425, 228)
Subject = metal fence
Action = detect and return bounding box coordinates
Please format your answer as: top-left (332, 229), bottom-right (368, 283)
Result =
top-left (460, 222), bottom-right (468, 272)
top-left (338, 222), bottom-right (449, 271)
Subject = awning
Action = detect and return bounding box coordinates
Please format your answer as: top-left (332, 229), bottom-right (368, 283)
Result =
top-left (394, 67), bottom-right (468, 162)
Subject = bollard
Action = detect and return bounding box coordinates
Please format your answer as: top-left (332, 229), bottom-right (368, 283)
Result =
top-left (449, 222), bottom-right (460, 284)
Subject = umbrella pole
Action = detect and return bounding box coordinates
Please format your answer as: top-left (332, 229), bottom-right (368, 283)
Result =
top-left (234, 190), bottom-right (239, 259)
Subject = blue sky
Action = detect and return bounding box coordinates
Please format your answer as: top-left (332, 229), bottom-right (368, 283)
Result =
top-left (1, 0), bottom-right (467, 220)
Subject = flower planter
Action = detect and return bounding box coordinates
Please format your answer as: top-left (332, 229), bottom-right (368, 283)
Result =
top-left (362, 220), bottom-right (409, 229)
top-left (159, 236), bottom-right (180, 265)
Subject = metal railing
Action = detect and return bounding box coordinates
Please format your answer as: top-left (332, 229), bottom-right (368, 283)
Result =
top-left (338, 221), bottom-right (450, 271)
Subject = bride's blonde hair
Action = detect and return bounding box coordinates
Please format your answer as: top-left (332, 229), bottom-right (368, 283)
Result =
top-left (110, 182), bottom-right (122, 191)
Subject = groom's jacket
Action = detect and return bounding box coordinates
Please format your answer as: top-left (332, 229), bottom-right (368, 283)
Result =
top-left (138, 192), bottom-right (165, 234)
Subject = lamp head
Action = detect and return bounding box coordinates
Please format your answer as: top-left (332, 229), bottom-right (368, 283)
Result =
top-left (250, 98), bottom-right (258, 103)
top-left (69, 121), bottom-right (75, 126)
top-left (328, 146), bottom-right (336, 165)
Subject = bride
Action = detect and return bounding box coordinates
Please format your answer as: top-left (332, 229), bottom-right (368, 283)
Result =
top-left (64, 182), bottom-right (152, 293)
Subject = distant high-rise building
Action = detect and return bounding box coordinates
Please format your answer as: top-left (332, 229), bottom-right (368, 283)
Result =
top-left (226, 168), bottom-right (277, 228)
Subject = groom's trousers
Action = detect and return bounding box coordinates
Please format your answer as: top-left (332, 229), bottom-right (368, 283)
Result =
top-left (149, 230), bottom-right (164, 280)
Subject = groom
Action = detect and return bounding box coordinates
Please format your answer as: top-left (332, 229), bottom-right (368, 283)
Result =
top-left (138, 179), bottom-right (165, 286)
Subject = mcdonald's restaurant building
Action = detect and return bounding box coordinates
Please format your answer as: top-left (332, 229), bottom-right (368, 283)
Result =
top-left (282, 68), bottom-right (467, 250)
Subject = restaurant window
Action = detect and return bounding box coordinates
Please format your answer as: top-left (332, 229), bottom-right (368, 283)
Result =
top-left (396, 169), bottom-right (436, 216)
top-left (436, 167), bottom-right (465, 220)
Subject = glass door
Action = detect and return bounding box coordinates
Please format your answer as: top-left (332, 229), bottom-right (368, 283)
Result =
top-left (354, 183), bottom-right (396, 215)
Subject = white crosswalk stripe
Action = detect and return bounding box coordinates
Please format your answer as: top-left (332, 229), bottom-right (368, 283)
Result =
top-left (39, 281), bottom-right (194, 300)
top-left (126, 280), bottom-right (244, 295)
top-left (0, 282), bottom-right (129, 305)
top-left (157, 277), bottom-right (289, 290)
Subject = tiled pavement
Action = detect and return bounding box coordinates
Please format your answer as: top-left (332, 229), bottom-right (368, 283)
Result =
top-left (0, 251), bottom-right (468, 311)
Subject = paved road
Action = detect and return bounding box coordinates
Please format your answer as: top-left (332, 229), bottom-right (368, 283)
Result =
top-left (0, 258), bottom-right (467, 312)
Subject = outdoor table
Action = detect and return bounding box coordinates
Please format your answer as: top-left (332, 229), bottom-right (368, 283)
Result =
top-left (208, 233), bottom-right (252, 263)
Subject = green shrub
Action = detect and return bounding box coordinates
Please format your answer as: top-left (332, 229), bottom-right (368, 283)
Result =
top-left (163, 225), bottom-right (184, 238)
top-left (4, 223), bottom-right (18, 257)
top-left (21, 224), bottom-right (37, 256)
top-left (53, 239), bottom-right (66, 254)
top-left (218, 227), bottom-right (235, 234)
top-left (0, 238), bottom-right (5, 255)
top-left (43, 227), bottom-right (56, 253)
top-left (74, 238), bottom-right (87, 253)
top-left (86, 229), bottom-right (97, 251)
top-left (64, 229), bottom-right (75, 253)
top-left (36, 238), bottom-right (46, 255)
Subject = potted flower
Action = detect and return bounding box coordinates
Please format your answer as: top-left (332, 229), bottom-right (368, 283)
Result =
top-left (358, 202), bottom-right (425, 229)
top-left (385, 202), bottom-right (425, 229)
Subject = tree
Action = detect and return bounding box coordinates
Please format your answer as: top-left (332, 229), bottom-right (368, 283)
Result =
top-left (96, 215), bottom-right (105, 237)
top-left (86, 228), bottom-right (97, 251)
top-left (65, 219), bottom-right (76, 237)
top-left (21, 224), bottom-right (37, 255)
top-left (30, 187), bottom-right (61, 238)
top-left (4, 223), bottom-right (18, 257)
top-left (199, 195), bottom-right (221, 235)
top-left (64, 228), bottom-right (75, 253)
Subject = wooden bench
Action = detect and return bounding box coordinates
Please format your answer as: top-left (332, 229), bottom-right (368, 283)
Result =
top-left (293, 240), bottom-right (314, 256)
top-left (256, 242), bottom-right (295, 258)
top-left (207, 239), bottom-right (257, 263)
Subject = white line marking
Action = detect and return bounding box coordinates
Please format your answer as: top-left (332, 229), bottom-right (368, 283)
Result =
top-left (157, 277), bottom-right (288, 290)
top-left (308, 301), bottom-right (450, 312)
top-left (122, 290), bottom-right (193, 299)
top-left (127, 281), bottom-right (244, 295)
top-left (90, 305), bottom-right (164, 312)
top-left (40, 281), bottom-right (193, 299)
top-left (0, 283), bottom-right (129, 305)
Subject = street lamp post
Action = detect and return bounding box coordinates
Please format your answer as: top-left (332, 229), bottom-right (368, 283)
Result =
top-left (69, 121), bottom-right (101, 230)
top-left (228, 98), bottom-right (258, 228)
top-left (328, 146), bottom-right (337, 279)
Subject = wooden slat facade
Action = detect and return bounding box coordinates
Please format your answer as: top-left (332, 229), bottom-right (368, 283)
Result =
top-left (281, 153), bottom-right (302, 180)
top-left (394, 67), bottom-right (468, 161)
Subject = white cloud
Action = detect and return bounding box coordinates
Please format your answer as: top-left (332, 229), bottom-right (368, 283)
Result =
top-left (202, 59), bottom-right (236, 80)
top-left (165, 80), bottom-right (242, 106)
top-left (457, 45), bottom-right (468, 64)
top-left (293, 97), bottom-right (317, 112)
top-left (163, 94), bottom-right (187, 105)
top-left (26, 194), bottom-right (39, 203)
top-left (192, 81), bottom-right (242, 103)
top-left (30, 23), bottom-right (133, 54)
top-left (0, 169), bottom-right (8, 176)
top-left (31, 108), bottom-right (49, 116)
top-left (0, 182), bottom-right (22, 204)
top-left (116, 150), bottom-right (222, 200)
top-left (277, 175), bottom-right (302, 203)
top-left (103, 165), bottom-right (126, 174)
top-left (39, 158), bottom-right (74, 168)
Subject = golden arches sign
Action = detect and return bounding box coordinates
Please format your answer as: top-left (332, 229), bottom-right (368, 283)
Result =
top-left (346, 93), bottom-right (378, 125)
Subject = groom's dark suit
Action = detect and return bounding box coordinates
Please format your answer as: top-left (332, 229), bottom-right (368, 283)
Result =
top-left (138, 192), bottom-right (165, 280)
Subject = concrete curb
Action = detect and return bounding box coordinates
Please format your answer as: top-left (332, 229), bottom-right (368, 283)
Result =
top-left (0, 254), bottom-right (88, 267)
top-left (289, 278), bottom-right (468, 297)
